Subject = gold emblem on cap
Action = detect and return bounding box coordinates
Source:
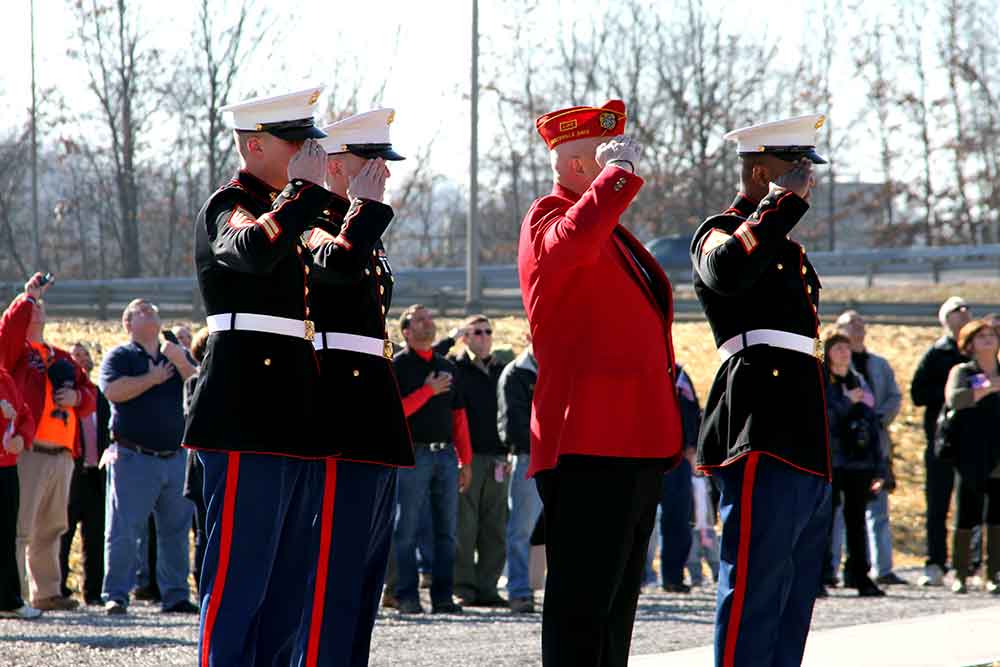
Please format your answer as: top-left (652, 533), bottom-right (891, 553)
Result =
top-left (387, 110), bottom-right (395, 125)
top-left (599, 112), bottom-right (616, 130)
top-left (815, 115), bottom-right (826, 130)
top-left (308, 90), bottom-right (321, 105)
top-left (256, 123), bottom-right (264, 131)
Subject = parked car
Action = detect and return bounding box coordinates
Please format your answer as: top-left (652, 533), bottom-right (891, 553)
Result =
top-left (645, 235), bottom-right (694, 281)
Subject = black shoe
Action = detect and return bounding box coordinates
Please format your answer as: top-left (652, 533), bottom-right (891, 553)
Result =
top-left (857, 578), bottom-right (886, 597)
top-left (661, 582), bottom-right (691, 594)
top-left (816, 586), bottom-right (829, 598)
top-left (84, 597), bottom-right (103, 607)
top-left (162, 600), bottom-right (199, 614)
top-left (468, 594), bottom-right (507, 608)
top-left (874, 572), bottom-right (908, 586)
top-left (823, 575), bottom-right (839, 588)
top-left (841, 571), bottom-right (857, 589)
top-left (509, 597), bottom-right (536, 614)
top-left (132, 585), bottom-right (161, 602)
top-left (105, 600), bottom-right (127, 616)
top-left (431, 600), bottom-right (463, 614)
top-left (397, 598), bottom-right (424, 614)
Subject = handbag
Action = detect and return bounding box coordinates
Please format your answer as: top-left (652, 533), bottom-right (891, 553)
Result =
top-left (934, 407), bottom-right (958, 464)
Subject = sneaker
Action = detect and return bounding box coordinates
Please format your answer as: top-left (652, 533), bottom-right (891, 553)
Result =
top-left (509, 597), bottom-right (536, 614)
top-left (875, 572), bottom-right (908, 586)
top-left (0, 604), bottom-right (43, 620)
top-left (397, 598), bottom-right (424, 614)
top-left (951, 578), bottom-right (968, 594)
top-left (419, 572), bottom-right (433, 589)
top-left (32, 595), bottom-right (79, 611)
top-left (162, 600), bottom-right (199, 614)
top-left (105, 600), bottom-right (128, 615)
top-left (431, 600), bottom-right (463, 614)
top-left (917, 564), bottom-right (945, 587)
top-left (986, 579), bottom-right (998, 595)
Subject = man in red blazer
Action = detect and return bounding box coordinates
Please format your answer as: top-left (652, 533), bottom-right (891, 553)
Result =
top-left (517, 100), bottom-right (683, 667)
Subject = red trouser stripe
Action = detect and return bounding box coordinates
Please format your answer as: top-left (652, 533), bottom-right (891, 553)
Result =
top-left (201, 452), bottom-right (241, 667)
top-left (306, 459), bottom-right (338, 666)
top-left (723, 452), bottom-right (760, 667)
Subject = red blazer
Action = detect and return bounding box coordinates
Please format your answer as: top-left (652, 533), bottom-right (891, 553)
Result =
top-left (517, 166), bottom-right (683, 477)
top-left (0, 295), bottom-right (97, 458)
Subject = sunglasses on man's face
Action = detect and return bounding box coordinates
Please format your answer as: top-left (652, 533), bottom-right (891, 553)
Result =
top-left (471, 328), bottom-right (493, 336)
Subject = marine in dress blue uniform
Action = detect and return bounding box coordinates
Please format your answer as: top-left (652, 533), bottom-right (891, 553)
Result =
top-left (287, 108), bottom-right (414, 666)
top-left (184, 86), bottom-right (338, 667)
top-left (690, 115), bottom-right (833, 667)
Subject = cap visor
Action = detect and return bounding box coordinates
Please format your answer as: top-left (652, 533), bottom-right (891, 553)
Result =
top-left (351, 146), bottom-right (406, 161)
top-left (269, 125), bottom-right (327, 141)
top-left (804, 148), bottom-right (827, 164)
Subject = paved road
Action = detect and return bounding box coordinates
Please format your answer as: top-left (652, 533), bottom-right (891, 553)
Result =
top-left (1, 567), bottom-right (998, 666)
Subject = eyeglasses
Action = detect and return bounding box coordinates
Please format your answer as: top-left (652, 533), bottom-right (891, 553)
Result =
top-left (472, 329), bottom-right (493, 336)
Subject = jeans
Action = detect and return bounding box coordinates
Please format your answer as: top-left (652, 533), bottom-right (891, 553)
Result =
top-left (506, 454), bottom-right (543, 600)
top-left (686, 527), bottom-right (720, 585)
top-left (393, 445), bottom-right (459, 604)
top-left (102, 447), bottom-right (193, 608)
top-left (660, 458), bottom-right (693, 587)
top-left (831, 488), bottom-right (894, 578)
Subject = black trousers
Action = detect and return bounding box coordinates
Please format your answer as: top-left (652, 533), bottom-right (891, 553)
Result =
top-left (0, 466), bottom-right (23, 611)
top-left (924, 446), bottom-right (982, 569)
top-left (535, 456), bottom-right (665, 667)
top-left (832, 469), bottom-right (873, 585)
top-left (955, 476), bottom-right (1000, 529)
top-left (59, 461), bottom-right (106, 602)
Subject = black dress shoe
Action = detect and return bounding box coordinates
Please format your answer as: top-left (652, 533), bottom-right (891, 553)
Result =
top-left (132, 585), bottom-right (161, 602)
top-left (468, 594), bottom-right (507, 608)
top-left (815, 586), bottom-right (829, 598)
top-left (857, 578), bottom-right (886, 597)
top-left (162, 600), bottom-right (199, 613)
top-left (661, 582), bottom-right (691, 594)
top-left (397, 598), bottom-right (424, 614)
top-left (874, 572), bottom-right (908, 586)
top-left (431, 600), bottom-right (463, 614)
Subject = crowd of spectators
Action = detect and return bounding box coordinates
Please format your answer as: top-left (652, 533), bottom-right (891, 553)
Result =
top-left (2, 287), bottom-right (997, 624)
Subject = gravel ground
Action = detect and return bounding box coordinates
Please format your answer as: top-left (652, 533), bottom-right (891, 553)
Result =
top-left (2, 567), bottom-right (998, 666)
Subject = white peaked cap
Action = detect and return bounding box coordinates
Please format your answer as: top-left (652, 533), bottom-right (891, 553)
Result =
top-left (318, 109), bottom-right (404, 160)
top-left (724, 113), bottom-right (827, 164)
top-left (220, 85), bottom-right (326, 139)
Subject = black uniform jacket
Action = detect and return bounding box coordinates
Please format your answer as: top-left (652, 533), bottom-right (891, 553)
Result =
top-left (305, 192), bottom-right (414, 467)
top-left (184, 170), bottom-right (329, 457)
top-left (690, 191), bottom-right (831, 480)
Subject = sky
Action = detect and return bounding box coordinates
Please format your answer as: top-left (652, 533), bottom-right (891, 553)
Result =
top-left (0, 0), bottom-right (946, 190)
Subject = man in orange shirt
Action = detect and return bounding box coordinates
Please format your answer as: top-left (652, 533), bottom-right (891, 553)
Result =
top-left (0, 273), bottom-right (97, 611)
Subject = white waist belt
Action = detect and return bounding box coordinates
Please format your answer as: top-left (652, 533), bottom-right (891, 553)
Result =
top-left (718, 329), bottom-right (820, 363)
top-left (313, 331), bottom-right (393, 359)
top-left (206, 313), bottom-right (315, 341)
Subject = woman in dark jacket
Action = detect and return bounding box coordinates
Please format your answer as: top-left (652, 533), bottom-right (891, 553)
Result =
top-left (943, 319), bottom-right (1000, 594)
top-left (824, 331), bottom-right (887, 597)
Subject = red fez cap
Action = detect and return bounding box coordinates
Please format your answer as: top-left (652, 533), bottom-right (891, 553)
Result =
top-left (535, 100), bottom-right (627, 150)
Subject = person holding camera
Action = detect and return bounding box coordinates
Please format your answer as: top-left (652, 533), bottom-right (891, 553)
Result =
top-left (941, 319), bottom-right (1000, 594)
top-left (0, 273), bottom-right (97, 612)
top-left (823, 330), bottom-right (887, 597)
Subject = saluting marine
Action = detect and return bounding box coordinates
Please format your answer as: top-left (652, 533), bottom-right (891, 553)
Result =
top-left (184, 86), bottom-right (337, 667)
top-left (287, 108), bottom-right (414, 665)
top-left (690, 115), bottom-right (832, 667)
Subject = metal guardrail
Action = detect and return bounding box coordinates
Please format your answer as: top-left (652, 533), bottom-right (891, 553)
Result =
top-left (3, 242), bottom-right (1000, 324)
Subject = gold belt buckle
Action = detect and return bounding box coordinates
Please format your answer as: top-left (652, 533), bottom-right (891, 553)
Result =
top-left (304, 319), bottom-right (315, 342)
top-left (383, 339), bottom-right (394, 360)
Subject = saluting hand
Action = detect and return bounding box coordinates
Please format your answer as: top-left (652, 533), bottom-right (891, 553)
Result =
top-left (287, 139), bottom-right (327, 186)
top-left (348, 158), bottom-right (388, 203)
top-left (596, 135), bottom-right (642, 172)
top-left (771, 158), bottom-right (815, 202)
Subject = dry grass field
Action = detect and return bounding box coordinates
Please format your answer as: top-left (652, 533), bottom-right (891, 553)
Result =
top-left (50, 312), bottom-right (945, 579)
